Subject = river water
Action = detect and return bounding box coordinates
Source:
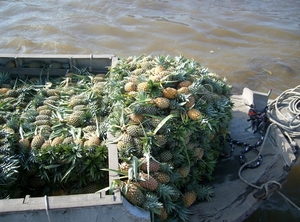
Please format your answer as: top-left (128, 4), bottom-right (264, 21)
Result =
top-left (1, 0), bottom-right (300, 221)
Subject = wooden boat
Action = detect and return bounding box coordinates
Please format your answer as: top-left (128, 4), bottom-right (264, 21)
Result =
top-left (0, 54), bottom-right (298, 222)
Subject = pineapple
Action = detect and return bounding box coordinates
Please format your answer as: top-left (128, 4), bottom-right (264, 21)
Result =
top-left (6, 61), bottom-right (16, 68)
top-left (31, 134), bottom-right (45, 149)
top-left (67, 113), bottom-right (84, 127)
top-left (140, 158), bottom-right (161, 173)
top-left (194, 147), bottom-right (204, 160)
top-left (124, 82), bottom-right (136, 92)
top-left (123, 182), bottom-right (145, 207)
top-left (185, 96), bottom-right (195, 108)
top-left (18, 138), bottom-right (31, 150)
top-left (119, 161), bottom-right (130, 173)
top-left (51, 137), bottom-right (64, 146)
top-left (129, 113), bottom-right (144, 123)
top-left (163, 87), bottom-right (178, 99)
top-left (41, 140), bottom-right (51, 149)
top-left (153, 97), bottom-right (170, 109)
top-left (154, 134), bottom-right (167, 147)
top-left (85, 135), bottom-right (101, 147)
top-left (160, 150), bottom-right (173, 162)
top-left (62, 136), bottom-right (74, 144)
top-left (38, 109), bottom-right (52, 116)
top-left (126, 125), bottom-right (142, 137)
top-left (177, 87), bottom-right (190, 95)
top-left (178, 165), bottom-right (190, 178)
top-left (154, 172), bottom-right (170, 184)
top-left (178, 80), bottom-right (192, 89)
top-left (182, 191), bottom-right (197, 207)
top-left (138, 172), bottom-right (158, 191)
top-left (6, 89), bottom-right (19, 98)
top-left (187, 108), bottom-right (202, 121)
top-left (156, 207), bottom-right (168, 220)
top-left (137, 82), bottom-right (148, 92)
top-left (35, 115), bottom-right (51, 121)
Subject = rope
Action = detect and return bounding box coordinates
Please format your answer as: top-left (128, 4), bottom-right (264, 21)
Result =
top-left (238, 85), bottom-right (300, 212)
top-left (267, 85), bottom-right (300, 137)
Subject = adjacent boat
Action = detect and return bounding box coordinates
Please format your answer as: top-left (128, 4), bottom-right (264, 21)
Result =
top-left (0, 54), bottom-right (299, 222)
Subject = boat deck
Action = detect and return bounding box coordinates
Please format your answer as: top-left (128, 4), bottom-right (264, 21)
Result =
top-left (189, 94), bottom-right (297, 222)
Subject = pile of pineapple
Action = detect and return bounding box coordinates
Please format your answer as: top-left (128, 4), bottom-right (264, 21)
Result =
top-left (0, 68), bottom-right (109, 198)
top-left (105, 55), bottom-right (233, 221)
top-left (1, 55), bottom-right (233, 221)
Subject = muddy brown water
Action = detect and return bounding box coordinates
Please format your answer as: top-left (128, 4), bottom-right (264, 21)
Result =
top-left (1, 0), bottom-right (299, 221)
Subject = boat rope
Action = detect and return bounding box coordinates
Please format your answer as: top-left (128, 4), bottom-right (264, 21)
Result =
top-left (267, 85), bottom-right (300, 138)
top-left (237, 85), bottom-right (300, 212)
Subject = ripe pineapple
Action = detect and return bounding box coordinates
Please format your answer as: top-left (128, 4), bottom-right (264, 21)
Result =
top-left (51, 137), bottom-right (64, 146)
top-left (39, 109), bottom-right (52, 116)
top-left (85, 135), bottom-right (101, 147)
top-left (187, 108), bottom-right (202, 121)
top-left (163, 87), bottom-right (178, 99)
top-left (123, 182), bottom-right (145, 207)
top-left (185, 96), bottom-right (195, 108)
top-left (67, 113), bottom-right (84, 127)
top-left (178, 80), bottom-right (192, 89)
top-left (124, 82), bottom-right (136, 92)
top-left (153, 97), bottom-right (170, 109)
top-left (177, 86), bottom-right (190, 95)
top-left (31, 134), bottom-right (45, 149)
top-left (18, 138), bottom-right (31, 150)
top-left (138, 172), bottom-right (158, 191)
top-left (137, 82), bottom-right (148, 92)
top-left (140, 158), bottom-right (161, 173)
top-left (154, 172), bottom-right (170, 184)
top-left (182, 191), bottom-right (197, 207)
top-left (129, 113), bottom-right (144, 123)
top-left (156, 207), bottom-right (168, 221)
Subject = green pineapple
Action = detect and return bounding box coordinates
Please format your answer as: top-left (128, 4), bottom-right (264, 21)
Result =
top-left (160, 150), bottom-right (173, 162)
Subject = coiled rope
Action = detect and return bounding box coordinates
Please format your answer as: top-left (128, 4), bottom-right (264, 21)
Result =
top-left (238, 85), bottom-right (300, 211)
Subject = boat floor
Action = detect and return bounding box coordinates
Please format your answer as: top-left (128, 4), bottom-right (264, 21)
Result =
top-left (189, 94), bottom-right (298, 222)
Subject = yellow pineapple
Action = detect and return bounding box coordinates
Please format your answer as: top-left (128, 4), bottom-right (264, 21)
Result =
top-left (178, 80), bottom-right (192, 89)
top-left (163, 87), bottom-right (178, 99)
top-left (124, 82), bottom-right (136, 92)
top-left (177, 86), bottom-right (190, 95)
top-left (182, 191), bottom-right (197, 207)
top-left (129, 113), bottom-right (144, 123)
top-left (187, 108), bottom-right (202, 120)
top-left (153, 97), bottom-right (170, 109)
top-left (31, 134), bottom-right (45, 149)
top-left (137, 82), bottom-right (148, 92)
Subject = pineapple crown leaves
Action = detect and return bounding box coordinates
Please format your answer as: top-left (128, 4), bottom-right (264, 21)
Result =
top-left (156, 184), bottom-right (178, 201)
top-left (0, 71), bottom-right (11, 84)
top-left (171, 203), bottom-right (191, 222)
top-left (142, 193), bottom-right (163, 214)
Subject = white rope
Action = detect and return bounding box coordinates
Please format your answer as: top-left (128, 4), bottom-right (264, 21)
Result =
top-left (238, 85), bottom-right (300, 212)
top-left (267, 85), bottom-right (300, 137)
